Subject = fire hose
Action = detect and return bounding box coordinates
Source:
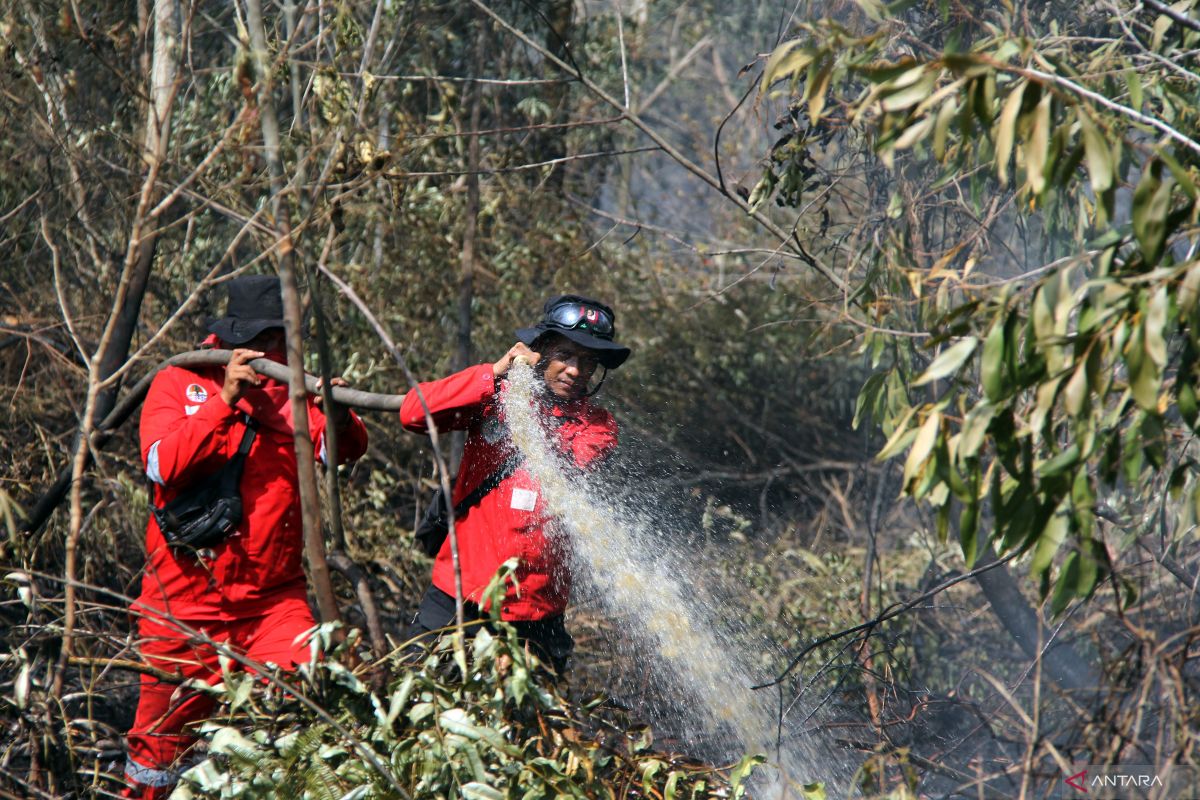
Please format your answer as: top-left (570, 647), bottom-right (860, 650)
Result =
top-left (22, 350), bottom-right (406, 535)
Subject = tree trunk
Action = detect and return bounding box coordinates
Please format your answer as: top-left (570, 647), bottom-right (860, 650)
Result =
top-left (973, 549), bottom-right (1099, 695)
top-left (23, 0), bottom-right (179, 537)
top-left (245, 0), bottom-right (340, 626)
top-left (52, 0), bottom-right (181, 698)
top-left (451, 18), bottom-right (487, 475)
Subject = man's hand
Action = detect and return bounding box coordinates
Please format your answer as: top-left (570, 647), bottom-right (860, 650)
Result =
top-left (314, 376), bottom-right (352, 428)
top-left (493, 342), bottom-right (540, 378)
top-left (220, 348), bottom-right (265, 406)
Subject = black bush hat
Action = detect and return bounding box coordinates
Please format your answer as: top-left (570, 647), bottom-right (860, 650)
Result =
top-left (516, 294), bottom-right (631, 369)
top-left (205, 275), bottom-right (289, 345)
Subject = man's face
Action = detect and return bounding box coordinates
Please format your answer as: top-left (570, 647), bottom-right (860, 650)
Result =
top-left (540, 337), bottom-right (599, 400)
top-left (241, 327), bottom-right (286, 354)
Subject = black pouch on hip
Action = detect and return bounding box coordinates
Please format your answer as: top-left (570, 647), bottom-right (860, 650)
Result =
top-left (151, 416), bottom-right (258, 551)
top-left (414, 487), bottom-right (451, 557)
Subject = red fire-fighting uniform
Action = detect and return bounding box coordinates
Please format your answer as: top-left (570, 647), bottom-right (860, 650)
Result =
top-left (399, 363), bottom-right (617, 620)
top-left (123, 350), bottom-right (367, 797)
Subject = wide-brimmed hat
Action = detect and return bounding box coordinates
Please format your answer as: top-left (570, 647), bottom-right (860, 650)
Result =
top-left (206, 275), bottom-right (288, 345)
top-left (516, 294), bottom-right (631, 369)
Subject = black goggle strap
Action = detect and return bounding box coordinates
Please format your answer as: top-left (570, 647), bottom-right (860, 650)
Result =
top-left (584, 366), bottom-right (608, 398)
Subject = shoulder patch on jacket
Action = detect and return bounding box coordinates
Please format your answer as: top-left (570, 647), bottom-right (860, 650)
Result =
top-left (185, 384), bottom-right (208, 403)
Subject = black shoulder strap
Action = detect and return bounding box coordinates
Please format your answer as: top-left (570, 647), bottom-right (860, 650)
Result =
top-left (235, 415), bottom-right (258, 457)
top-left (451, 454), bottom-right (522, 518)
top-left (216, 415), bottom-right (258, 494)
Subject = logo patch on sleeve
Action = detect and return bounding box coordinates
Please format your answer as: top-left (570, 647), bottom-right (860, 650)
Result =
top-left (510, 488), bottom-right (537, 511)
top-left (185, 384), bottom-right (208, 403)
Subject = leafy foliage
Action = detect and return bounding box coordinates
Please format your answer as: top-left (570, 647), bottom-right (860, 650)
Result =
top-left (758, 0), bottom-right (1200, 612)
top-left (170, 616), bottom-right (767, 800)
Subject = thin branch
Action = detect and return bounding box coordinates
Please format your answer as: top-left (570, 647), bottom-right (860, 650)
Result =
top-left (364, 73), bottom-right (572, 85)
top-left (314, 264), bottom-right (467, 633)
top-left (408, 116), bottom-right (623, 141)
top-left (1144, 0), bottom-right (1200, 34)
top-left (390, 146), bottom-right (661, 178)
top-left (754, 549), bottom-right (1021, 689)
top-left (1018, 64), bottom-right (1200, 157)
top-left (246, 0), bottom-right (340, 627)
top-left (614, 0), bottom-right (631, 110)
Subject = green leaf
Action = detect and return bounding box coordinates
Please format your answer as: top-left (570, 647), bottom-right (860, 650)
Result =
top-left (1158, 149), bottom-right (1198, 201)
top-left (462, 782), bottom-right (505, 800)
top-left (1142, 412), bottom-right (1167, 468)
top-left (1024, 92), bottom-right (1051, 194)
top-left (760, 40), bottom-right (814, 95)
top-left (959, 402), bottom-right (996, 460)
top-left (893, 114), bottom-right (935, 152)
top-left (1180, 380), bottom-right (1199, 429)
top-left (746, 170), bottom-right (777, 213)
top-left (1077, 109), bottom-right (1113, 193)
top-left (854, 372), bottom-right (888, 430)
top-left (933, 97), bottom-right (957, 161)
top-left (799, 783), bottom-right (827, 800)
top-left (1063, 360), bottom-right (1089, 417)
top-left (1076, 537), bottom-right (1102, 599)
top-left (853, 0), bottom-right (886, 22)
top-left (1038, 444), bottom-right (1080, 478)
top-left (994, 80), bottom-right (1025, 185)
top-left (982, 320), bottom-right (1007, 401)
top-left (1031, 499), bottom-right (1070, 576)
top-left (1127, 324), bottom-right (1160, 411)
top-left (1144, 286), bottom-right (1168, 369)
top-left (408, 701), bottom-right (435, 725)
top-left (628, 724), bottom-right (653, 753)
top-left (1032, 278), bottom-right (1057, 348)
top-left (1049, 551), bottom-right (1080, 616)
top-left (1029, 377), bottom-right (1062, 438)
top-left (945, 449), bottom-right (972, 500)
top-left (729, 754), bottom-right (766, 799)
top-left (880, 72), bottom-right (937, 113)
top-left (971, 73), bottom-right (996, 127)
top-left (914, 337), bottom-right (978, 386)
top-left (664, 770), bottom-right (682, 800)
top-left (960, 501), bottom-right (980, 566)
top-left (1179, 261), bottom-right (1200, 314)
top-left (999, 484), bottom-right (1035, 553)
top-left (877, 405), bottom-right (919, 460)
top-left (642, 760), bottom-right (666, 794)
top-left (902, 411), bottom-right (942, 490)
top-left (1124, 64), bottom-right (1143, 110)
top-left (806, 57), bottom-right (835, 123)
top-left (1132, 160), bottom-right (1174, 266)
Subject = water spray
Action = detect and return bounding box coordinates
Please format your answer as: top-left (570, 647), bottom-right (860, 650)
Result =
top-left (502, 359), bottom-right (847, 796)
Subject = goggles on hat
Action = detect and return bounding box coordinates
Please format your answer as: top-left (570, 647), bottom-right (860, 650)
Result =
top-left (544, 300), bottom-right (615, 339)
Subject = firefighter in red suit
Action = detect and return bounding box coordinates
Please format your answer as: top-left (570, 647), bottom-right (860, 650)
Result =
top-left (122, 275), bottom-right (368, 798)
top-left (400, 294), bottom-right (630, 672)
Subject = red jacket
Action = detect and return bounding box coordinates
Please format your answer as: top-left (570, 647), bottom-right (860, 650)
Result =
top-left (136, 356), bottom-right (368, 620)
top-left (400, 364), bottom-right (617, 621)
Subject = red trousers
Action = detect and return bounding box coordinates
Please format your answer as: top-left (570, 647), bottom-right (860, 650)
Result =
top-left (122, 596), bottom-right (315, 796)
